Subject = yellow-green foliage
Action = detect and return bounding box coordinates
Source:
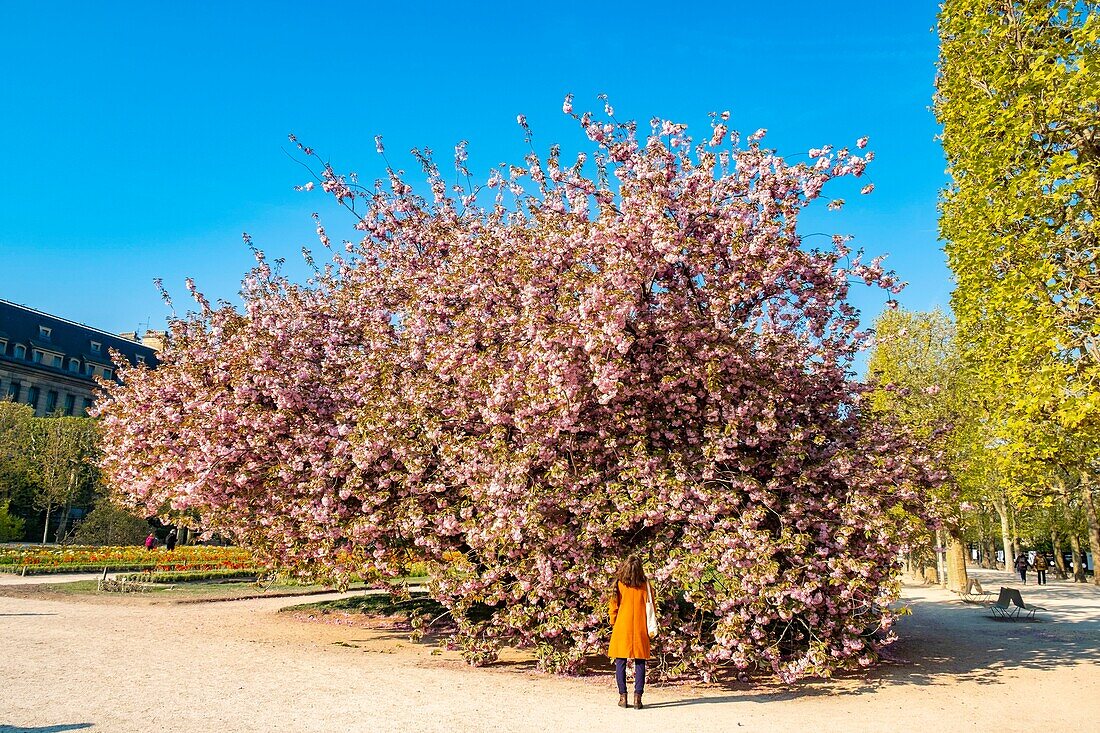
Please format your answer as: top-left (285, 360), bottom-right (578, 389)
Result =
top-left (936, 0), bottom-right (1100, 481)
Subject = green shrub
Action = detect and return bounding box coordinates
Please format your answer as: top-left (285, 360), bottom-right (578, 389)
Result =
top-left (282, 591), bottom-right (447, 617)
top-left (0, 501), bottom-right (25, 542)
top-left (71, 503), bottom-right (151, 546)
top-left (118, 568), bottom-right (259, 583)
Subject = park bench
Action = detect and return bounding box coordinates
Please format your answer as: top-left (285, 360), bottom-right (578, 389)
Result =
top-left (988, 587), bottom-right (1017, 619)
top-left (988, 586), bottom-right (1047, 621)
top-left (1006, 587), bottom-right (1047, 621)
top-left (960, 578), bottom-right (994, 604)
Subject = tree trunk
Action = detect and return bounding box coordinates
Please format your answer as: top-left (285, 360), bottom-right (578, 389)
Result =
top-left (992, 494), bottom-right (1013, 572)
top-left (1060, 482), bottom-right (1087, 582)
top-left (1080, 480), bottom-right (1100, 586)
top-left (935, 529), bottom-right (947, 586)
top-left (1009, 505), bottom-right (1020, 559)
top-left (1052, 529), bottom-right (1068, 579)
top-left (946, 529), bottom-right (968, 593)
top-left (41, 502), bottom-right (51, 544)
top-left (52, 468), bottom-right (78, 544)
top-left (1065, 525), bottom-right (1086, 583)
top-left (982, 537), bottom-right (997, 569)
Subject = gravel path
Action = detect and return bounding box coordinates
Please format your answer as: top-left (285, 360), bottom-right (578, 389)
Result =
top-left (0, 572), bottom-right (119, 586)
top-left (1, 568), bottom-right (1097, 733)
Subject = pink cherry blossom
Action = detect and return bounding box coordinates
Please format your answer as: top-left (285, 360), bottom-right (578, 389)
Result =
top-left (96, 102), bottom-right (937, 683)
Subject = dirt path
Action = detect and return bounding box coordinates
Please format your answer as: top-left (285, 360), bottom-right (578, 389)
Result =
top-left (1, 568), bottom-right (1098, 733)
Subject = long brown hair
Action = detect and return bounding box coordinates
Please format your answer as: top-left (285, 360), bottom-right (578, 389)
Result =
top-left (612, 554), bottom-right (648, 607)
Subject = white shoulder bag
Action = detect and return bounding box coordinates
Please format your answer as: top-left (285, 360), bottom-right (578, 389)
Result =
top-left (645, 582), bottom-right (659, 638)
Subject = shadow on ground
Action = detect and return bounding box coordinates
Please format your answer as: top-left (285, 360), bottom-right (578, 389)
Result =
top-left (286, 574), bottom-right (1100, 709)
top-left (0, 725), bottom-right (94, 732)
top-left (873, 595), bottom-right (1100, 688)
top-left (660, 581), bottom-right (1100, 708)
top-left (648, 581), bottom-right (1100, 707)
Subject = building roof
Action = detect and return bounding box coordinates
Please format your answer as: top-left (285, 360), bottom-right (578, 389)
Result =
top-left (0, 299), bottom-right (160, 378)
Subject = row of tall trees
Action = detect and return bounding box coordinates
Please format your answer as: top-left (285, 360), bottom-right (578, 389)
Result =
top-left (867, 309), bottom-right (1096, 587)
top-left (866, 0), bottom-right (1099, 586)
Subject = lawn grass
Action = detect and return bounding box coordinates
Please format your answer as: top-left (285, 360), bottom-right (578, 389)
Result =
top-left (281, 585), bottom-right (502, 629)
top-left (281, 589), bottom-right (446, 617)
top-left (0, 575), bottom-right (431, 603)
top-left (0, 578), bottom-right (327, 600)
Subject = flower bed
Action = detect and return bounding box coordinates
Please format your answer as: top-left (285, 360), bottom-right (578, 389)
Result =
top-left (0, 545), bottom-right (255, 575)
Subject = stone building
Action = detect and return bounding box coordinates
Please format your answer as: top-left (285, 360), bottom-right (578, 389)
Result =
top-left (0, 299), bottom-right (160, 417)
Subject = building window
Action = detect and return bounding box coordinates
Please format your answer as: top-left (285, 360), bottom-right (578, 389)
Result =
top-left (102, 368), bottom-right (113, 380)
top-left (45, 390), bottom-right (58, 413)
top-left (69, 358), bottom-right (80, 372)
top-left (0, 339), bottom-right (6, 355)
top-left (136, 355), bottom-right (146, 365)
top-left (63, 393), bottom-right (75, 416)
top-left (7, 381), bottom-right (20, 402)
top-left (81, 397), bottom-right (94, 416)
top-left (51, 355), bottom-right (62, 368)
top-left (90, 341), bottom-right (101, 355)
top-left (85, 363), bottom-right (95, 376)
top-left (33, 350), bottom-right (44, 363)
top-left (14, 344), bottom-right (25, 359)
top-left (39, 326), bottom-right (52, 340)
top-left (27, 386), bottom-right (39, 410)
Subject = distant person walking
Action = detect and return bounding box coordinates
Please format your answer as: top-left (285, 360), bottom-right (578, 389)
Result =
top-left (1014, 553), bottom-right (1030, 584)
top-left (1033, 553), bottom-right (1048, 585)
top-left (608, 555), bottom-right (655, 710)
top-left (165, 529), bottom-right (178, 552)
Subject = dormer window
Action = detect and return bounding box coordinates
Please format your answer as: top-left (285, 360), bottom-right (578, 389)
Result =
top-left (136, 355), bottom-right (146, 365)
top-left (69, 358), bottom-right (80, 372)
top-left (51, 355), bottom-right (62, 368)
top-left (85, 363), bottom-right (95, 376)
top-left (90, 341), bottom-right (102, 354)
top-left (39, 326), bottom-right (52, 340)
top-left (14, 344), bottom-right (25, 359)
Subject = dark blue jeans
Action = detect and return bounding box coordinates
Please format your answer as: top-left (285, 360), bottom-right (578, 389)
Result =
top-left (614, 658), bottom-right (646, 694)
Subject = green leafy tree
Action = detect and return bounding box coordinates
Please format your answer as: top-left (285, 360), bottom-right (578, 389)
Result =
top-left (71, 501), bottom-right (150, 546)
top-left (867, 308), bottom-right (972, 590)
top-left (937, 0), bottom-right (1100, 582)
top-left (29, 417), bottom-right (100, 544)
top-left (0, 500), bottom-right (25, 542)
top-left (0, 402), bottom-right (36, 539)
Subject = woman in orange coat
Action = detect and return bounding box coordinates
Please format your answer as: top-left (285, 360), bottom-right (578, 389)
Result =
top-left (608, 555), bottom-right (654, 709)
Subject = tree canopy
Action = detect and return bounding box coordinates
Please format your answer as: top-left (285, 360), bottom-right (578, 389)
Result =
top-left (936, 0), bottom-right (1100, 579)
top-left (97, 105), bottom-right (939, 680)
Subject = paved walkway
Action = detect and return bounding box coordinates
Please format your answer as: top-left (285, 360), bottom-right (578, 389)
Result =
top-left (0, 567), bottom-right (1097, 732)
top-left (0, 571), bottom-right (119, 586)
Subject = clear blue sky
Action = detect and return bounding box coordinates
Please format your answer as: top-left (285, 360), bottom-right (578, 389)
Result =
top-left (1, 1), bottom-right (949, 351)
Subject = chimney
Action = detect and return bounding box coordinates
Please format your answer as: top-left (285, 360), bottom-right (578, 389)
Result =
top-left (142, 330), bottom-right (166, 351)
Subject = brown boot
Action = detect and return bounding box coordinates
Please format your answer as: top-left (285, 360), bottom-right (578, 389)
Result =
top-left (618, 693), bottom-right (628, 708)
top-left (633, 692), bottom-right (644, 710)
